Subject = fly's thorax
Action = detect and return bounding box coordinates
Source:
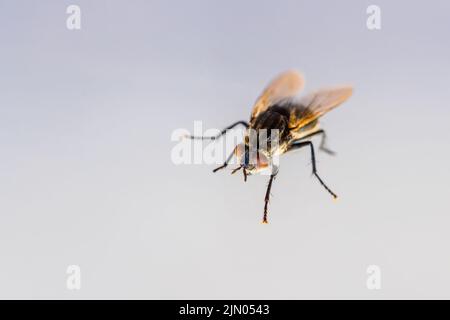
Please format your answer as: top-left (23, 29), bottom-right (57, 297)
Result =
top-left (248, 107), bottom-right (291, 154)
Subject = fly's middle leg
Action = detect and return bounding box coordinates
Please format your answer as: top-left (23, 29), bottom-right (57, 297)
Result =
top-left (287, 140), bottom-right (338, 199)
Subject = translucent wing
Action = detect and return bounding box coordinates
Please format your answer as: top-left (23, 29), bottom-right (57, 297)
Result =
top-left (288, 85), bottom-right (353, 131)
top-left (250, 70), bottom-right (305, 122)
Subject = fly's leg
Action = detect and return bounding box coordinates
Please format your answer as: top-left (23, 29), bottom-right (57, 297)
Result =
top-left (297, 129), bottom-right (336, 155)
top-left (262, 166), bottom-right (278, 224)
top-left (183, 120), bottom-right (248, 171)
top-left (287, 141), bottom-right (338, 199)
top-left (262, 174), bottom-right (276, 224)
top-left (184, 121), bottom-right (249, 140)
top-left (213, 147), bottom-right (236, 173)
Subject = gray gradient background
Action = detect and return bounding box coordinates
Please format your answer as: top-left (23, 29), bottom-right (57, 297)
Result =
top-left (1, 0), bottom-right (450, 299)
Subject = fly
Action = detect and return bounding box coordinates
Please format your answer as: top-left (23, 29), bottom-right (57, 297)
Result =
top-left (185, 70), bottom-right (353, 223)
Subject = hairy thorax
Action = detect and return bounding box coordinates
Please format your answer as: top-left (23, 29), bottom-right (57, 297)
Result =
top-left (248, 106), bottom-right (291, 156)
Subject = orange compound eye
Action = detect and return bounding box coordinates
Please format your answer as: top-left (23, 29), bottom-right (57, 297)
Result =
top-left (234, 144), bottom-right (245, 157)
top-left (256, 152), bottom-right (269, 169)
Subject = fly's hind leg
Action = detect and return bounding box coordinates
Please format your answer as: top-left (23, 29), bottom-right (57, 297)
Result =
top-left (298, 129), bottom-right (336, 155)
top-left (287, 141), bottom-right (338, 199)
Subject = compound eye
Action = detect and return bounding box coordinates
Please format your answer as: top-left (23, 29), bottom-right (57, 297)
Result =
top-left (234, 143), bottom-right (245, 157)
top-left (256, 152), bottom-right (269, 169)
top-left (234, 144), bottom-right (245, 158)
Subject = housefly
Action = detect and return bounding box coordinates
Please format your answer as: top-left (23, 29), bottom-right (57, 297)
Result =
top-left (186, 70), bottom-right (353, 223)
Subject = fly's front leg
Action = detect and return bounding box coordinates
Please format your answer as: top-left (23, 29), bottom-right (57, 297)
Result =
top-left (287, 141), bottom-right (338, 199)
top-left (213, 146), bottom-right (236, 173)
top-left (262, 166), bottom-right (278, 224)
top-left (184, 121), bottom-right (249, 140)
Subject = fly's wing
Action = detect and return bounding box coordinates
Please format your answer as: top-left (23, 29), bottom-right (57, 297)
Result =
top-left (288, 86), bottom-right (353, 131)
top-left (250, 70), bottom-right (305, 122)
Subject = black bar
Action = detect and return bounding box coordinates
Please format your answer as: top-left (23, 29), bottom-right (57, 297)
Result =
top-left (0, 300), bottom-right (447, 318)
